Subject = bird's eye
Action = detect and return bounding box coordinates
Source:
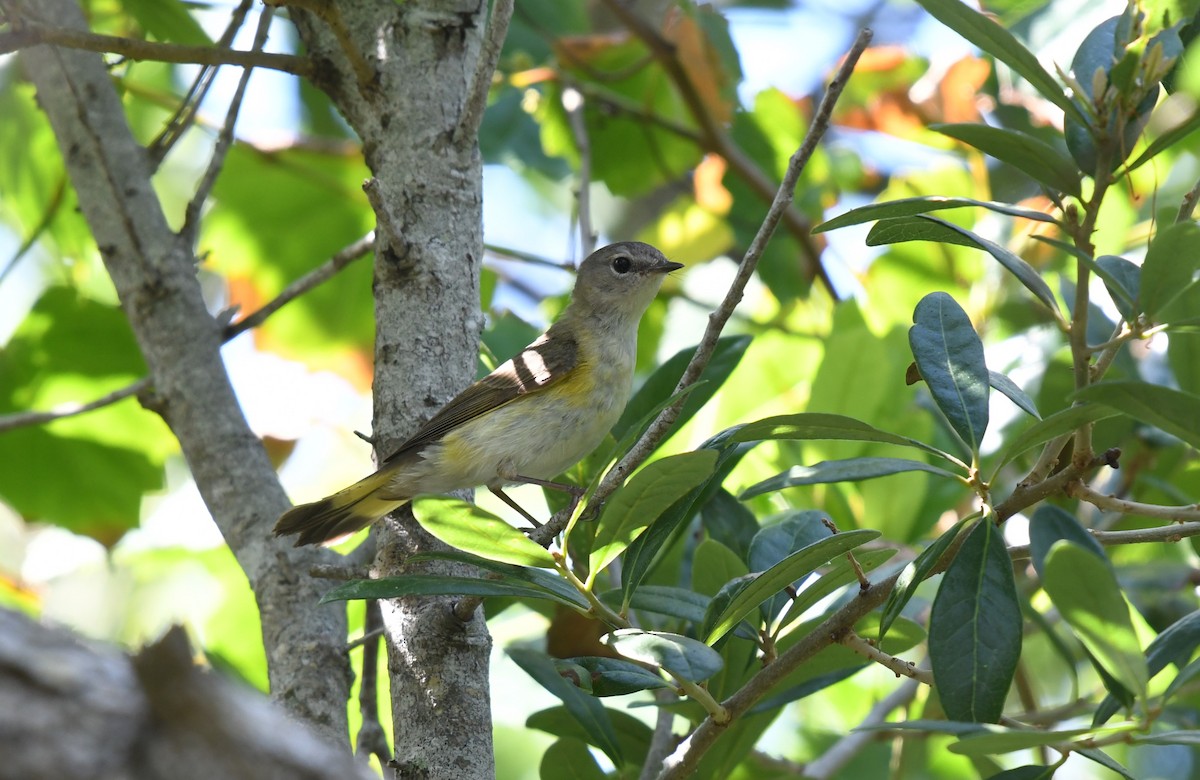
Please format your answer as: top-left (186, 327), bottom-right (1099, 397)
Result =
top-left (612, 255), bottom-right (631, 274)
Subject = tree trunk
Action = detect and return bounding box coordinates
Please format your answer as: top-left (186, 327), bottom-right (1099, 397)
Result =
top-left (287, 1), bottom-right (494, 775)
top-left (21, 0), bottom-right (353, 744)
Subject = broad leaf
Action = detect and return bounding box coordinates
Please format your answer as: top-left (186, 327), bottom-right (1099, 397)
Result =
top-left (1095, 603), bottom-right (1200, 724)
top-left (1093, 255), bottom-right (1140, 320)
top-left (560, 656), bottom-right (674, 697)
top-left (740, 457), bottom-right (961, 499)
top-left (989, 371), bottom-right (1040, 419)
top-left (703, 529), bottom-right (880, 644)
top-left (1073, 380), bottom-right (1200, 450)
top-left (929, 519), bottom-right (1022, 723)
top-left (909, 292), bottom-right (990, 454)
top-left (881, 517), bottom-right (971, 640)
top-left (932, 123), bottom-right (1081, 197)
top-left (1028, 505), bottom-right (1107, 580)
top-left (412, 498), bottom-right (556, 568)
top-left (539, 739), bottom-right (606, 780)
top-left (604, 629), bottom-right (724, 682)
top-left (510, 648), bottom-right (624, 766)
top-left (814, 196), bottom-right (1058, 234)
top-left (1139, 221), bottom-right (1200, 320)
top-left (728, 412), bottom-right (959, 463)
top-left (1043, 541), bottom-right (1149, 703)
top-left (589, 450), bottom-right (718, 578)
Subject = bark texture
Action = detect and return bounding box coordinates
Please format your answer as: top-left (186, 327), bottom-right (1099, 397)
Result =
top-left (20, 0), bottom-right (352, 744)
top-left (0, 608), bottom-right (374, 780)
top-left (286, 1), bottom-right (494, 775)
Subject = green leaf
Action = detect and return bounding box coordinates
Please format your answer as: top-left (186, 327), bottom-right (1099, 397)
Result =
top-left (1126, 107), bottom-right (1200, 171)
top-left (949, 725), bottom-right (1129, 755)
top-left (992, 404), bottom-right (1119, 471)
top-left (881, 517), bottom-right (971, 641)
top-left (319, 574), bottom-right (568, 604)
top-left (1073, 380), bottom-right (1200, 449)
top-left (1095, 609), bottom-right (1200, 724)
top-left (917, 216), bottom-right (1060, 316)
top-left (604, 629), bottom-right (724, 682)
top-left (912, 0), bottom-right (1088, 125)
top-left (702, 529), bottom-right (880, 644)
top-left (1162, 656), bottom-right (1200, 704)
top-left (1132, 730), bottom-right (1200, 745)
top-left (539, 739), bottom-right (606, 780)
top-left (120, 0), bottom-right (213, 45)
top-left (989, 371), bottom-right (1040, 419)
top-left (589, 450), bottom-right (718, 577)
top-left (510, 649), bottom-right (624, 766)
top-left (740, 457), bottom-right (962, 499)
top-left (1042, 541), bottom-right (1149, 703)
top-left (1076, 747), bottom-right (1136, 780)
top-left (867, 216), bottom-right (984, 248)
top-left (728, 412), bottom-right (959, 463)
top-left (561, 656), bottom-right (674, 697)
top-left (909, 292), bottom-right (991, 454)
top-left (986, 766), bottom-right (1058, 780)
top-left (814, 196), bottom-right (1058, 234)
top-left (526, 706), bottom-right (651, 766)
top-left (1169, 334), bottom-right (1200, 395)
top-left (932, 123), bottom-right (1081, 197)
top-left (412, 498), bottom-right (556, 568)
top-left (612, 336), bottom-right (751, 442)
top-left (748, 510), bottom-right (833, 573)
top-left (410, 550), bottom-right (589, 609)
top-left (1028, 505), bottom-right (1107, 580)
top-left (1139, 221), bottom-right (1200, 319)
top-left (1094, 255), bottom-right (1141, 319)
top-left (775, 548), bottom-right (898, 634)
top-left (929, 519), bottom-right (1022, 723)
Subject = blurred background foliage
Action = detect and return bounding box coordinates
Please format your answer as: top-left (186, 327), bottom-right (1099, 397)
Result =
top-left (4, 0), bottom-right (1200, 777)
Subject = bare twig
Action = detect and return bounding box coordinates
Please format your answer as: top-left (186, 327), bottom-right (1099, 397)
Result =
top-left (1067, 482), bottom-right (1200, 522)
top-left (354, 600), bottom-right (392, 767)
top-left (563, 82), bottom-right (598, 256)
top-left (0, 20), bottom-right (312, 76)
top-left (262, 0), bottom-right (374, 94)
top-left (181, 6), bottom-right (275, 243)
top-left (148, 0), bottom-right (255, 164)
top-left (597, 0), bottom-right (835, 298)
top-left (457, 0), bottom-right (513, 143)
top-left (638, 688), bottom-right (680, 780)
top-left (1177, 177), bottom-right (1200, 223)
top-left (535, 28), bottom-right (873, 551)
top-left (841, 631), bottom-right (933, 685)
top-left (0, 232), bottom-right (374, 434)
top-left (802, 678), bottom-right (919, 780)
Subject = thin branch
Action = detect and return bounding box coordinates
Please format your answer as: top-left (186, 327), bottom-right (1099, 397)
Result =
top-left (1067, 482), bottom-right (1200, 522)
top-left (1177, 176), bottom-right (1200, 223)
top-left (456, 0), bottom-right (514, 144)
top-left (536, 28), bottom-right (873, 550)
top-left (563, 82), bottom-right (598, 256)
top-left (0, 21), bottom-right (312, 77)
top-left (354, 600), bottom-right (392, 768)
top-left (0, 378), bottom-right (151, 433)
top-left (0, 232), bottom-right (374, 434)
top-left (841, 631), bottom-right (933, 685)
top-left (801, 678), bottom-right (920, 780)
top-left (181, 6), bottom-right (275, 243)
top-left (638, 689), bottom-right (680, 780)
top-left (262, 0), bottom-right (375, 94)
top-left (224, 231), bottom-right (375, 338)
top-left (597, 0), bottom-right (836, 298)
top-left (148, 0), bottom-right (255, 165)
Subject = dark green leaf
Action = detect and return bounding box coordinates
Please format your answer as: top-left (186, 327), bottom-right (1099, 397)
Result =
top-left (910, 292), bottom-right (991, 453)
top-left (992, 404), bottom-right (1119, 470)
top-left (1073, 380), bottom-right (1200, 449)
top-left (604, 629), bottom-right (724, 682)
top-left (814, 196), bottom-right (1058, 234)
top-left (703, 529), bottom-right (880, 644)
top-left (987, 765), bottom-right (1058, 780)
top-left (613, 336), bottom-right (751, 442)
top-left (1096, 608), bottom-right (1200, 724)
top-left (741, 457), bottom-right (960, 499)
top-left (912, 0), bottom-right (1088, 125)
top-left (867, 216), bottom-right (983, 248)
top-left (917, 217), bottom-right (1060, 316)
top-left (728, 412), bottom-right (959, 463)
top-left (881, 517), bottom-right (971, 641)
top-left (929, 520), bottom-right (1022, 723)
top-left (932, 123), bottom-right (1081, 196)
top-left (410, 550), bottom-right (589, 609)
top-left (562, 656), bottom-right (674, 697)
top-left (1162, 656), bottom-right (1200, 704)
top-left (1076, 747), bottom-right (1136, 779)
top-left (589, 450), bottom-right (718, 576)
top-left (777, 548), bottom-right (898, 634)
top-left (412, 498), bottom-right (556, 568)
top-left (748, 510), bottom-right (833, 573)
top-left (510, 649), bottom-right (623, 766)
top-left (1043, 541), bottom-right (1148, 702)
top-left (1028, 505), bottom-right (1107, 580)
top-left (120, 0), bottom-right (212, 45)
top-left (526, 706), bottom-right (652, 765)
top-left (700, 488), bottom-right (759, 562)
top-left (950, 725), bottom-right (1126, 755)
top-left (1139, 222), bottom-right (1200, 319)
top-left (1093, 255), bottom-right (1141, 319)
top-left (539, 739), bottom-right (606, 780)
top-left (989, 371), bottom-right (1040, 419)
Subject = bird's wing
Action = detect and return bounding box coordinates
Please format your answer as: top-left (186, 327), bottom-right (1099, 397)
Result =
top-left (381, 328), bottom-right (579, 464)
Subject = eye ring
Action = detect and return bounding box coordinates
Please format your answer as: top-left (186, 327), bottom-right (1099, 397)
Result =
top-left (611, 255), bottom-right (632, 274)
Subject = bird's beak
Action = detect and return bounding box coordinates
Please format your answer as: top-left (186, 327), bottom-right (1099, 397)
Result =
top-left (655, 260), bottom-right (685, 274)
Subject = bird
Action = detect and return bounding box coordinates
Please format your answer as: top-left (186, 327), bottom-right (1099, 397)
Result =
top-left (274, 241), bottom-right (683, 546)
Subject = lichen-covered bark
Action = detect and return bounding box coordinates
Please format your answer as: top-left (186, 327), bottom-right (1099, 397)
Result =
top-left (287, 1), bottom-right (494, 775)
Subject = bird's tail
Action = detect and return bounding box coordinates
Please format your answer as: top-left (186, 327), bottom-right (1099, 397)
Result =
top-left (274, 472), bottom-right (405, 547)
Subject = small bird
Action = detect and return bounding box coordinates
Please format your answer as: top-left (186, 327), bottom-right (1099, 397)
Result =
top-left (275, 241), bottom-right (683, 546)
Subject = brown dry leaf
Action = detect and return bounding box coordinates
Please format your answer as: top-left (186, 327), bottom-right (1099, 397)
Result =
top-left (663, 7), bottom-right (734, 123)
